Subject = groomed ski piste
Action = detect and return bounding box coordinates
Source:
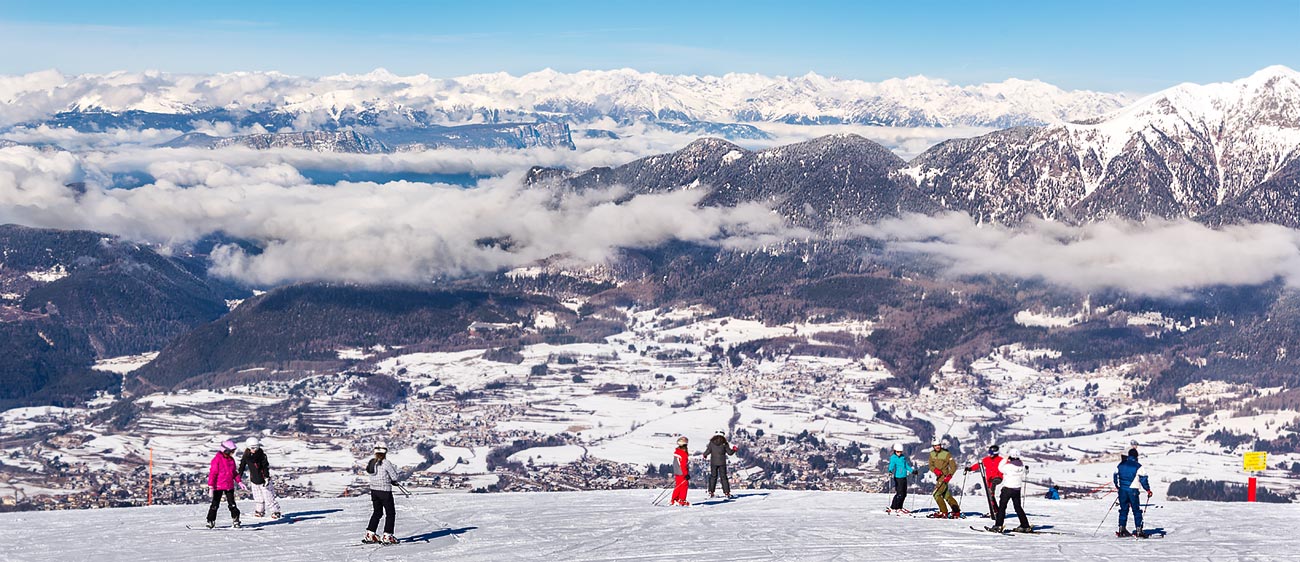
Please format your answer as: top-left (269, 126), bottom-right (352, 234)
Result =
top-left (0, 491), bottom-right (1292, 561)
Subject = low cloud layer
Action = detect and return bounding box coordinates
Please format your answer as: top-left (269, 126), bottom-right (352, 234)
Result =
top-left (859, 213), bottom-right (1300, 297)
top-left (0, 145), bottom-right (795, 285)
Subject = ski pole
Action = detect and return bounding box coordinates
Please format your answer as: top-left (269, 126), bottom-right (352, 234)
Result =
top-left (1092, 499), bottom-right (1119, 537)
top-left (395, 483), bottom-right (411, 498)
top-left (651, 485), bottom-right (671, 506)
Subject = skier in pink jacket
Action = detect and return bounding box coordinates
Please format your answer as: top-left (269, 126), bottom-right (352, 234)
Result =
top-left (206, 439), bottom-right (245, 528)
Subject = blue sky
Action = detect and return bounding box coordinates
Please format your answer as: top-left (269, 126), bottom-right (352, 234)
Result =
top-left (0, 0), bottom-right (1295, 92)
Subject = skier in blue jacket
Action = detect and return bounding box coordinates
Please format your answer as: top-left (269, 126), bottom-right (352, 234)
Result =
top-left (1113, 448), bottom-right (1153, 538)
top-left (885, 442), bottom-right (915, 511)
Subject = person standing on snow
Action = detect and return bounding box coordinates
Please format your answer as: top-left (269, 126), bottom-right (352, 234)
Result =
top-left (964, 444), bottom-right (1003, 519)
top-left (670, 436), bottom-right (691, 506)
top-left (363, 443), bottom-right (401, 544)
top-left (1113, 448), bottom-right (1154, 538)
top-left (701, 430), bottom-right (738, 498)
top-left (988, 448), bottom-right (1031, 533)
top-left (886, 443), bottom-right (914, 512)
top-left (238, 437), bottom-right (282, 519)
top-left (927, 439), bottom-right (961, 518)
top-left (206, 439), bottom-right (245, 528)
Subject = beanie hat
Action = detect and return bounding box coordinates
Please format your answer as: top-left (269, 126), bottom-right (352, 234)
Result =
top-left (1127, 448), bottom-right (1138, 459)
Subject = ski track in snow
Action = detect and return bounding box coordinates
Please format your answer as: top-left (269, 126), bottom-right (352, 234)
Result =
top-left (0, 491), bottom-right (1293, 561)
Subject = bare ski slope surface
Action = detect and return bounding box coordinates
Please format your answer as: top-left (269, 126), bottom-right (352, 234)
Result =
top-left (0, 490), bottom-right (1291, 561)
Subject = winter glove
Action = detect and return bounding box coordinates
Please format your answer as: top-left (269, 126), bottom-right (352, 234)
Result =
top-left (1147, 490), bottom-right (1153, 498)
top-left (943, 475), bottom-right (952, 483)
top-left (963, 467), bottom-right (970, 473)
top-left (732, 446), bottom-right (738, 452)
top-left (238, 482), bottom-right (248, 491)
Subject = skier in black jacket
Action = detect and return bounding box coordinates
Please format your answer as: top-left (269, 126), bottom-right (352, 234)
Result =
top-left (238, 437), bottom-right (282, 519)
top-left (701, 431), bottom-right (738, 498)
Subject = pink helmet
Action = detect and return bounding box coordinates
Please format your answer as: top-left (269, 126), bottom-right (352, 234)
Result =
top-left (221, 439), bottom-right (237, 451)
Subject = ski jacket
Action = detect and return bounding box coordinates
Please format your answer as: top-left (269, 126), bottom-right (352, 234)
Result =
top-left (887, 453), bottom-right (914, 478)
top-left (703, 438), bottom-right (736, 466)
top-left (208, 451), bottom-right (242, 490)
top-left (238, 448), bottom-right (271, 485)
top-left (672, 447), bottom-right (690, 477)
top-left (366, 457), bottom-right (401, 492)
top-left (969, 455), bottom-right (1003, 480)
top-left (929, 449), bottom-right (957, 480)
top-left (998, 457), bottom-right (1027, 489)
top-left (1113, 456), bottom-right (1151, 491)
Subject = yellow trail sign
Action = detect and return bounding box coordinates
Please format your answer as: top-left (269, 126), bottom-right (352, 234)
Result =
top-left (1244, 451), bottom-right (1267, 472)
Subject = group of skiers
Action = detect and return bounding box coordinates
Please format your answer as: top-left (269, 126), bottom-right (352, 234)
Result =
top-left (668, 430), bottom-right (740, 506)
top-left (204, 437), bottom-right (282, 529)
top-left (884, 440), bottom-right (1156, 537)
top-left (202, 430), bottom-right (1156, 543)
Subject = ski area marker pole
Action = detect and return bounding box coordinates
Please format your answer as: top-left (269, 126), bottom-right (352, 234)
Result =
top-left (148, 448), bottom-right (153, 506)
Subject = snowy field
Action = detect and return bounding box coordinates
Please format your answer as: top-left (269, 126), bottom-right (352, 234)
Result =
top-left (0, 490), bottom-right (1291, 561)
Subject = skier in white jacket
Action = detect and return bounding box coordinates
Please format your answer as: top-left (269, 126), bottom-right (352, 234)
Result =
top-left (988, 448), bottom-right (1032, 533)
top-left (363, 443), bottom-right (401, 545)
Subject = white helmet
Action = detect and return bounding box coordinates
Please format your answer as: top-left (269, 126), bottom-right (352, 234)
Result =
top-left (714, 429), bottom-right (727, 437)
top-left (931, 438), bottom-right (943, 447)
top-left (1006, 448), bottom-right (1021, 459)
top-left (892, 442), bottom-right (904, 452)
top-left (373, 442), bottom-right (388, 454)
top-left (677, 436), bottom-right (689, 446)
top-left (244, 437), bottom-right (261, 449)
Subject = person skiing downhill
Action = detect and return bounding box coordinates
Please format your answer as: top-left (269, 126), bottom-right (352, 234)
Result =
top-left (1114, 448), bottom-right (1154, 538)
top-left (206, 439), bottom-right (244, 528)
top-left (987, 448), bottom-right (1031, 533)
top-left (701, 430), bottom-right (738, 498)
top-left (886, 443), bottom-right (914, 512)
top-left (363, 443), bottom-right (401, 545)
top-left (927, 439), bottom-right (961, 518)
top-left (238, 437), bottom-right (282, 519)
top-left (964, 444), bottom-right (1003, 519)
top-left (670, 436), bottom-right (691, 506)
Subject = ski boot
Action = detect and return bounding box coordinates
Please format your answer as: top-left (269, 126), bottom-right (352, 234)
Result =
top-left (1116, 528), bottom-right (1132, 538)
top-left (205, 520), bottom-right (215, 529)
top-left (1012, 526), bottom-right (1033, 533)
top-left (1134, 527), bottom-right (1148, 539)
top-left (271, 512), bottom-right (282, 519)
top-left (380, 533), bottom-right (399, 545)
top-left (232, 518), bottom-right (241, 529)
top-left (363, 531), bottom-right (380, 544)
top-left (949, 511), bottom-right (962, 519)
top-left (707, 492), bottom-right (716, 499)
top-left (927, 512), bottom-right (949, 519)
top-left (254, 511), bottom-right (265, 518)
top-left (984, 525), bottom-right (1004, 533)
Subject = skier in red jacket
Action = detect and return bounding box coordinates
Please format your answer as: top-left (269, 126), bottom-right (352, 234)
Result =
top-left (964, 444), bottom-right (1004, 519)
top-left (670, 436), bottom-right (691, 506)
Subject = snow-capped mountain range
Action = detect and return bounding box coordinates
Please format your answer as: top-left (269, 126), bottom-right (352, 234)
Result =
top-left (0, 68), bottom-right (1131, 130)
top-left (899, 65), bottom-right (1300, 224)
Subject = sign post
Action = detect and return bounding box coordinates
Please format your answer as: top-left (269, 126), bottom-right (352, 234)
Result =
top-left (1243, 451), bottom-right (1267, 502)
top-left (148, 447), bottom-right (154, 506)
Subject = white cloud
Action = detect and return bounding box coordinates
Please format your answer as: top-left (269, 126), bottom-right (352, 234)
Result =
top-left (858, 212), bottom-right (1300, 297)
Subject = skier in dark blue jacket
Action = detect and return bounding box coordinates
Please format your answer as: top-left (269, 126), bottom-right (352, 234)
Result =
top-left (1113, 448), bottom-right (1153, 538)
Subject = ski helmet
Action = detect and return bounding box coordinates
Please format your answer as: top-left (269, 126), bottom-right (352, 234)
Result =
top-left (932, 438), bottom-right (943, 447)
top-left (714, 429), bottom-right (727, 437)
top-left (892, 442), bottom-right (904, 452)
top-left (1006, 448), bottom-right (1021, 459)
top-left (244, 437), bottom-right (261, 449)
top-left (677, 436), bottom-right (689, 446)
top-left (989, 444), bottom-right (1000, 454)
top-left (373, 442), bottom-right (388, 454)
top-left (221, 439), bottom-right (237, 452)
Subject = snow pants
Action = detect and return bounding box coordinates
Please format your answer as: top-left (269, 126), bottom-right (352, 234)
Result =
top-left (250, 481), bottom-right (282, 515)
top-left (708, 464), bottom-right (731, 496)
top-left (368, 489), bottom-right (396, 534)
top-left (890, 477), bottom-right (908, 510)
top-left (995, 487), bottom-right (1029, 530)
top-left (1118, 488), bottom-right (1144, 529)
top-left (207, 489), bottom-right (240, 523)
top-left (933, 480), bottom-right (960, 513)
top-left (671, 474), bottom-right (689, 505)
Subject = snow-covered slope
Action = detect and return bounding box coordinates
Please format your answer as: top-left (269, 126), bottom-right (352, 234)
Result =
top-left (0, 490), bottom-right (1292, 561)
top-left (0, 68), bottom-right (1130, 129)
top-left (899, 65), bottom-right (1300, 224)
